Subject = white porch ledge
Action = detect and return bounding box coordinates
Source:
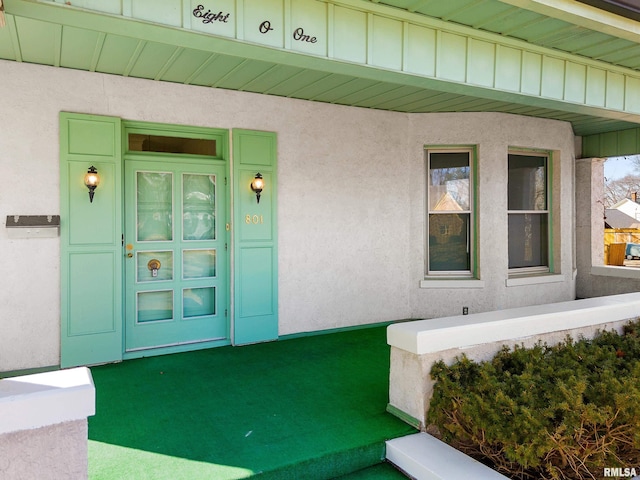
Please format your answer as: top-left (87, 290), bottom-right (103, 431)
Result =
top-left (387, 293), bottom-right (640, 429)
top-left (591, 265), bottom-right (640, 279)
top-left (386, 433), bottom-right (509, 480)
top-left (0, 367), bottom-right (95, 480)
top-left (388, 292), bottom-right (640, 355)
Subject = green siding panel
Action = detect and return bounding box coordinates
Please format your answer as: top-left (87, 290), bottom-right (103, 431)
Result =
top-left (467, 38), bottom-right (495, 88)
top-left (606, 72), bottom-right (625, 110)
top-left (404, 24), bottom-right (436, 77)
top-left (131, 0), bottom-right (182, 27)
top-left (333, 6), bottom-right (367, 64)
top-left (586, 66), bottom-right (606, 107)
top-left (521, 51), bottom-right (542, 96)
top-left (371, 15), bottom-right (403, 71)
top-left (438, 31), bottom-right (466, 82)
top-left (625, 77), bottom-right (640, 114)
top-left (565, 62), bottom-right (586, 104)
top-left (243, 0), bottom-right (284, 48)
top-left (60, 112), bottom-right (123, 368)
top-left (541, 56), bottom-right (565, 100)
top-left (291, 0), bottom-right (327, 57)
top-left (495, 45), bottom-right (521, 93)
top-left (233, 129), bottom-right (278, 345)
top-left (189, 0), bottom-right (236, 37)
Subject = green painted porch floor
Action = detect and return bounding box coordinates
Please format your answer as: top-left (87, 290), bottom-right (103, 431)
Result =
top-left (88, 326), bottom-right (416, 480)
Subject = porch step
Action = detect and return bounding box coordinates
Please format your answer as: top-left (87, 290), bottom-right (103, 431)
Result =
top-left (385, 433), bottom-right (509, 480)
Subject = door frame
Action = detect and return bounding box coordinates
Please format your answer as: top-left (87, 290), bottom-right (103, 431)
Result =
top-left (121, 121), bottom-right (232, 359)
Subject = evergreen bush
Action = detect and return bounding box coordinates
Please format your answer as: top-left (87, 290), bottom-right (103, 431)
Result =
top-left (427, 321), bottom-right (640, 479)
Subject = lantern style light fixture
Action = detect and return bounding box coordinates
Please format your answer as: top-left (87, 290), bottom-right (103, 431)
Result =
top-left (250, 173), bottom-right (264, 204)
top-left (84, 166), bottom-right (100, 203)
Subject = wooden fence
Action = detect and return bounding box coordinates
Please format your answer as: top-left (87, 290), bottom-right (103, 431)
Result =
top-left (604, 228), bottom-right (640, 265)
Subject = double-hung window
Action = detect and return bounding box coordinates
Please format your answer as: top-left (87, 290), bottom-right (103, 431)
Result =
top-left (507, 151), bottom-right (550, 273)
top-left (426, 148), bottom-right (474, 276)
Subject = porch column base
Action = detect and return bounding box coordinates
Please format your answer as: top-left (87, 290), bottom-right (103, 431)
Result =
top-left (0, 367), bottom-right (95, 480)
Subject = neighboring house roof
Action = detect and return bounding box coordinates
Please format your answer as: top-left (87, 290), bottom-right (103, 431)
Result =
top-left (609, 198), bottom-right (640, 218)
top-left (605, 208), bottom-right (640, 228)
top-left (433, 192), bottom-right (463, 211)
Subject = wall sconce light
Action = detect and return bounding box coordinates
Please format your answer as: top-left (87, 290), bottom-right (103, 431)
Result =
top-left (250, 173), bottom-right (264, 204)
top-left (84, 166), bottom-right (100, 203)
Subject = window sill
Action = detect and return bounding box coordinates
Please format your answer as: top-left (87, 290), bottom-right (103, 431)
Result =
top-left (506, 274), bottom-right (565, 287)
top-left (420, 279), bottom-right (485, 289)
top-left (591, 265), bottom-right (640, 280)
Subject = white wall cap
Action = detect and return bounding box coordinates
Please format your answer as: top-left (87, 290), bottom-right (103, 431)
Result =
top-left (386, 432), bottom-right (509, 479)
top-left (388, 293), bottom-right (640, 355)
top-left (0, 367), bottom-right (95, 434)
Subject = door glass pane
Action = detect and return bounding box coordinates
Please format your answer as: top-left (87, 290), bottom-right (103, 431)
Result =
top-left (183, 174), bottom-right (216, 241)
top-left (137, 251), bottom-right (173, 282)
top-left (137, 290), bottom-right (173, 323)
top-left (129, 134), bottom-right (216, 156)
top-left (183, 287), bottom-right (215, 318)
top-left (428, 213), bottom-right (470, 271)
top-left (429, 152), bottom-right (470, 211)
top-left (183, 249), bottom-right (216, 279)
top-left (508, 213), bottom-right (549, 268)
top-left (137, 172), bottom-right (173, 242)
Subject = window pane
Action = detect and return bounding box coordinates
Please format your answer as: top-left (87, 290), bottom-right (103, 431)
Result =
top-left (508, 213), bottom-right (548, 268)
top-left (129, 134), bottom-right (216, 156)
top-left (428, 214), bottom-right (470, 271)
top-left (508, 154), bottom-right (546, 210)
top-left (429, 152), bottom-right (470, 211)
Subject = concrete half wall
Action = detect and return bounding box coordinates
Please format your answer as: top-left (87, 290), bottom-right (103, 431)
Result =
top-left (0, 60), bottom-right (577, 371)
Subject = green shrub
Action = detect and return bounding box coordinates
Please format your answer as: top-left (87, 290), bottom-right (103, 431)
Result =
top-left (427, 321), bottom-right (640, 479)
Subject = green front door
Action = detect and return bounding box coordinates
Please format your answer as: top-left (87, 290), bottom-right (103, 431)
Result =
top-left (124, 157), bottom-right (229, 353)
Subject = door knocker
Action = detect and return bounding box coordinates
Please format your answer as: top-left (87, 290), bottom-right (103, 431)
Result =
top-left (148, 259), bottom-right (161, 277)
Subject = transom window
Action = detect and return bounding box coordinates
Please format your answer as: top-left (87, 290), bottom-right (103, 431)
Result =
top-left (426, 148), bottom-right (474, 276)
top-left (507, 151), bottom-right (550, 273)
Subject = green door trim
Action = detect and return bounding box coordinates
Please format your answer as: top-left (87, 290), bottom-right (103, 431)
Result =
top-left (121, 120), bottom-right (232, 359)
top-left (61, 115), bottom-right (234, 366)
top-left (60, 112), bottom-right (124, 368)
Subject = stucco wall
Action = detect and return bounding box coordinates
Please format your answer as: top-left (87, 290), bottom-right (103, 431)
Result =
top-left (0, 60), bottom-right (577, 371)
top-left (408, 112), bottom-right (577, 317)
top-left (0, 420), bottom-right (88, 480)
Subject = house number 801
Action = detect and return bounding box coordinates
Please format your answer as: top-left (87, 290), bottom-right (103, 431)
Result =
top-left (245, 214), bottom-right (264, 224)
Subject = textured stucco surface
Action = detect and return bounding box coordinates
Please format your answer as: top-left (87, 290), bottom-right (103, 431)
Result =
top-left (1, 60), bottom-right (579, 371)
top-left (390, 317), bottom-right (632, 428)
top-left (0, 420), bottom-right (88, 480)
